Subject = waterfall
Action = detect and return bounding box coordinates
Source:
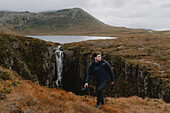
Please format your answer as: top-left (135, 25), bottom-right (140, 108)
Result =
top-left (55, 45), bottom-right (63, 87)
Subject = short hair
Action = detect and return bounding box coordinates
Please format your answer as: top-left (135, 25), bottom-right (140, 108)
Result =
top-left (93, 51), bottom-right (101, 58)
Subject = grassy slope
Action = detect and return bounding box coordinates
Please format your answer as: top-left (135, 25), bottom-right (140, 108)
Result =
top-left (0, 67), bottom-right (169, 113)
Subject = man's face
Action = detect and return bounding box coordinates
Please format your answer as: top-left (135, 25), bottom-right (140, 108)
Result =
top-left (95, 54), bottom-right (101, 62)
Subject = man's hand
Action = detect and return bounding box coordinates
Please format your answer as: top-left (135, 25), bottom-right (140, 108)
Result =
top-left (111, 82), bottom-right (114, 85)
top-left (84, 83), bottom-right (88, 88)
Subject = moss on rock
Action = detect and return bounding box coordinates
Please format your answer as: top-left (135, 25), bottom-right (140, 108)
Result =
top-left (0, 33), bottom-right (59, 86)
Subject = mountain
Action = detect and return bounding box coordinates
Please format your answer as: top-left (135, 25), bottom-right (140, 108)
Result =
top-left (0, 8), bottom-right (149, 36)
top-left (0, 7), bottom-right (169, 112)
top-left (0, 8), bottom-right (108, 35)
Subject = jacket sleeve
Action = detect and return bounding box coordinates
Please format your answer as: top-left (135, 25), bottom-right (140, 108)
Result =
top-left (85, 63), bottom-right (93, 83)
top-left (105, 61), bottom-right (115, 82)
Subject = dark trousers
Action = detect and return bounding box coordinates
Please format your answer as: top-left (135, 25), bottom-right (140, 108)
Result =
top-left (96, 82), bottom-right (107, 104)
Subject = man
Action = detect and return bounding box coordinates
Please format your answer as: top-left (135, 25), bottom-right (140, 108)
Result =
top-left (84, 51), bottom-right (115, 109)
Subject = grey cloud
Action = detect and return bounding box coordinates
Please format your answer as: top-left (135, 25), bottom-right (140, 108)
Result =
top-left (0, 0), bottom-right (169, 30)
top-left (159, 3), bottom-right (170, 9)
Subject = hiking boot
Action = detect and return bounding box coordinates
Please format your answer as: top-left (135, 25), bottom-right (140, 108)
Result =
top-left (101, 102), bottom-right (104, 105)
top-left (95, 103), bottom-right (101, 109)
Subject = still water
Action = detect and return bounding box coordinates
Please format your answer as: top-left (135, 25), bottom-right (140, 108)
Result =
top-left (26, 35), bottom-right (117, 44)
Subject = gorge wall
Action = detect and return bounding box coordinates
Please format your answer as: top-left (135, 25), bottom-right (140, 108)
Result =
top-left (0, 33), bottom-right (169, 103)
top-left (0, 33), bottom-right (58, 87)
top-left (61, 44), bottom-right (169, 103)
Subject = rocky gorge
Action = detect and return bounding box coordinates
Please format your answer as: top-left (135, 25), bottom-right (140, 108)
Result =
top-left (0, 32), bottom-right (169, 103)
top-left (0, 33), bottom-right (59, 87)
top-left (61, 38), bottom-right (170, 103)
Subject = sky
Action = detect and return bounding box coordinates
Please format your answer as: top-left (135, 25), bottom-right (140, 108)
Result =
top-left (0, 0), bottom-right (170, 31)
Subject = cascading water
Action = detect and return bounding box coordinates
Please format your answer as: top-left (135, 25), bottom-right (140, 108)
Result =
top-left (55, 45), bottom-right (63, 87)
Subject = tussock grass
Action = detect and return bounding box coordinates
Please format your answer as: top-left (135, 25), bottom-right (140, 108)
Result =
top-left (0, 67), bottom-right (169, 113)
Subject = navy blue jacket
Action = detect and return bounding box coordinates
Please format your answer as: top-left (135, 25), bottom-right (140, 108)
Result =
top-left (85, 58), bottom-right (114, 83)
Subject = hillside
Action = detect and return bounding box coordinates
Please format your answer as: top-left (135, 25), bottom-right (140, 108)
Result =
top-left (0, 31), bottom-right (169, 103)
top-left (0, 8), bottom-right (108, 35)
top-left (0, 6), bottom-right (170, 112)
top-left (0, 8), bottom-right (151, 36)
top-left (0, 66), bottom-right (169, 113)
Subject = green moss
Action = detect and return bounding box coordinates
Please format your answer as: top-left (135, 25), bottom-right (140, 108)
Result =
top-left (0, 33), bottom-right (58, 85)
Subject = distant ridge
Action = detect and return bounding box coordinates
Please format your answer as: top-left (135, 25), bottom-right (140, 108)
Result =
top-left (0, 8), bottom-right (150, 36)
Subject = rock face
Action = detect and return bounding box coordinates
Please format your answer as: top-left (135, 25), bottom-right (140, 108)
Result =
top-left (61, 47), bottom-right (170, 103)
top-left (0, 33), bottom-right (58, 87)
top-left (0, 33), bottom-right (169, 103)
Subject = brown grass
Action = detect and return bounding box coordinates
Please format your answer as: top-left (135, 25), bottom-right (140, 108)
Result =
top-left (62, 33), bottom-right (170, 78)
top-left (0, 29), bottom-right (170, 112)
top-left (0, 67), bottom-right (169, 113)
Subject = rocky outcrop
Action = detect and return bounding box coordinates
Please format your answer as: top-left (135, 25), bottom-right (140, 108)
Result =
top-left (0, 33), bottom-right (59, 87)
top-left (61, 46), bottom-right (170, 103)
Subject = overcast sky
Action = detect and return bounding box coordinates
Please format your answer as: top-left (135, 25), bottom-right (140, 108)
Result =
top-left (0, 0), bottom-right (170, 31)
